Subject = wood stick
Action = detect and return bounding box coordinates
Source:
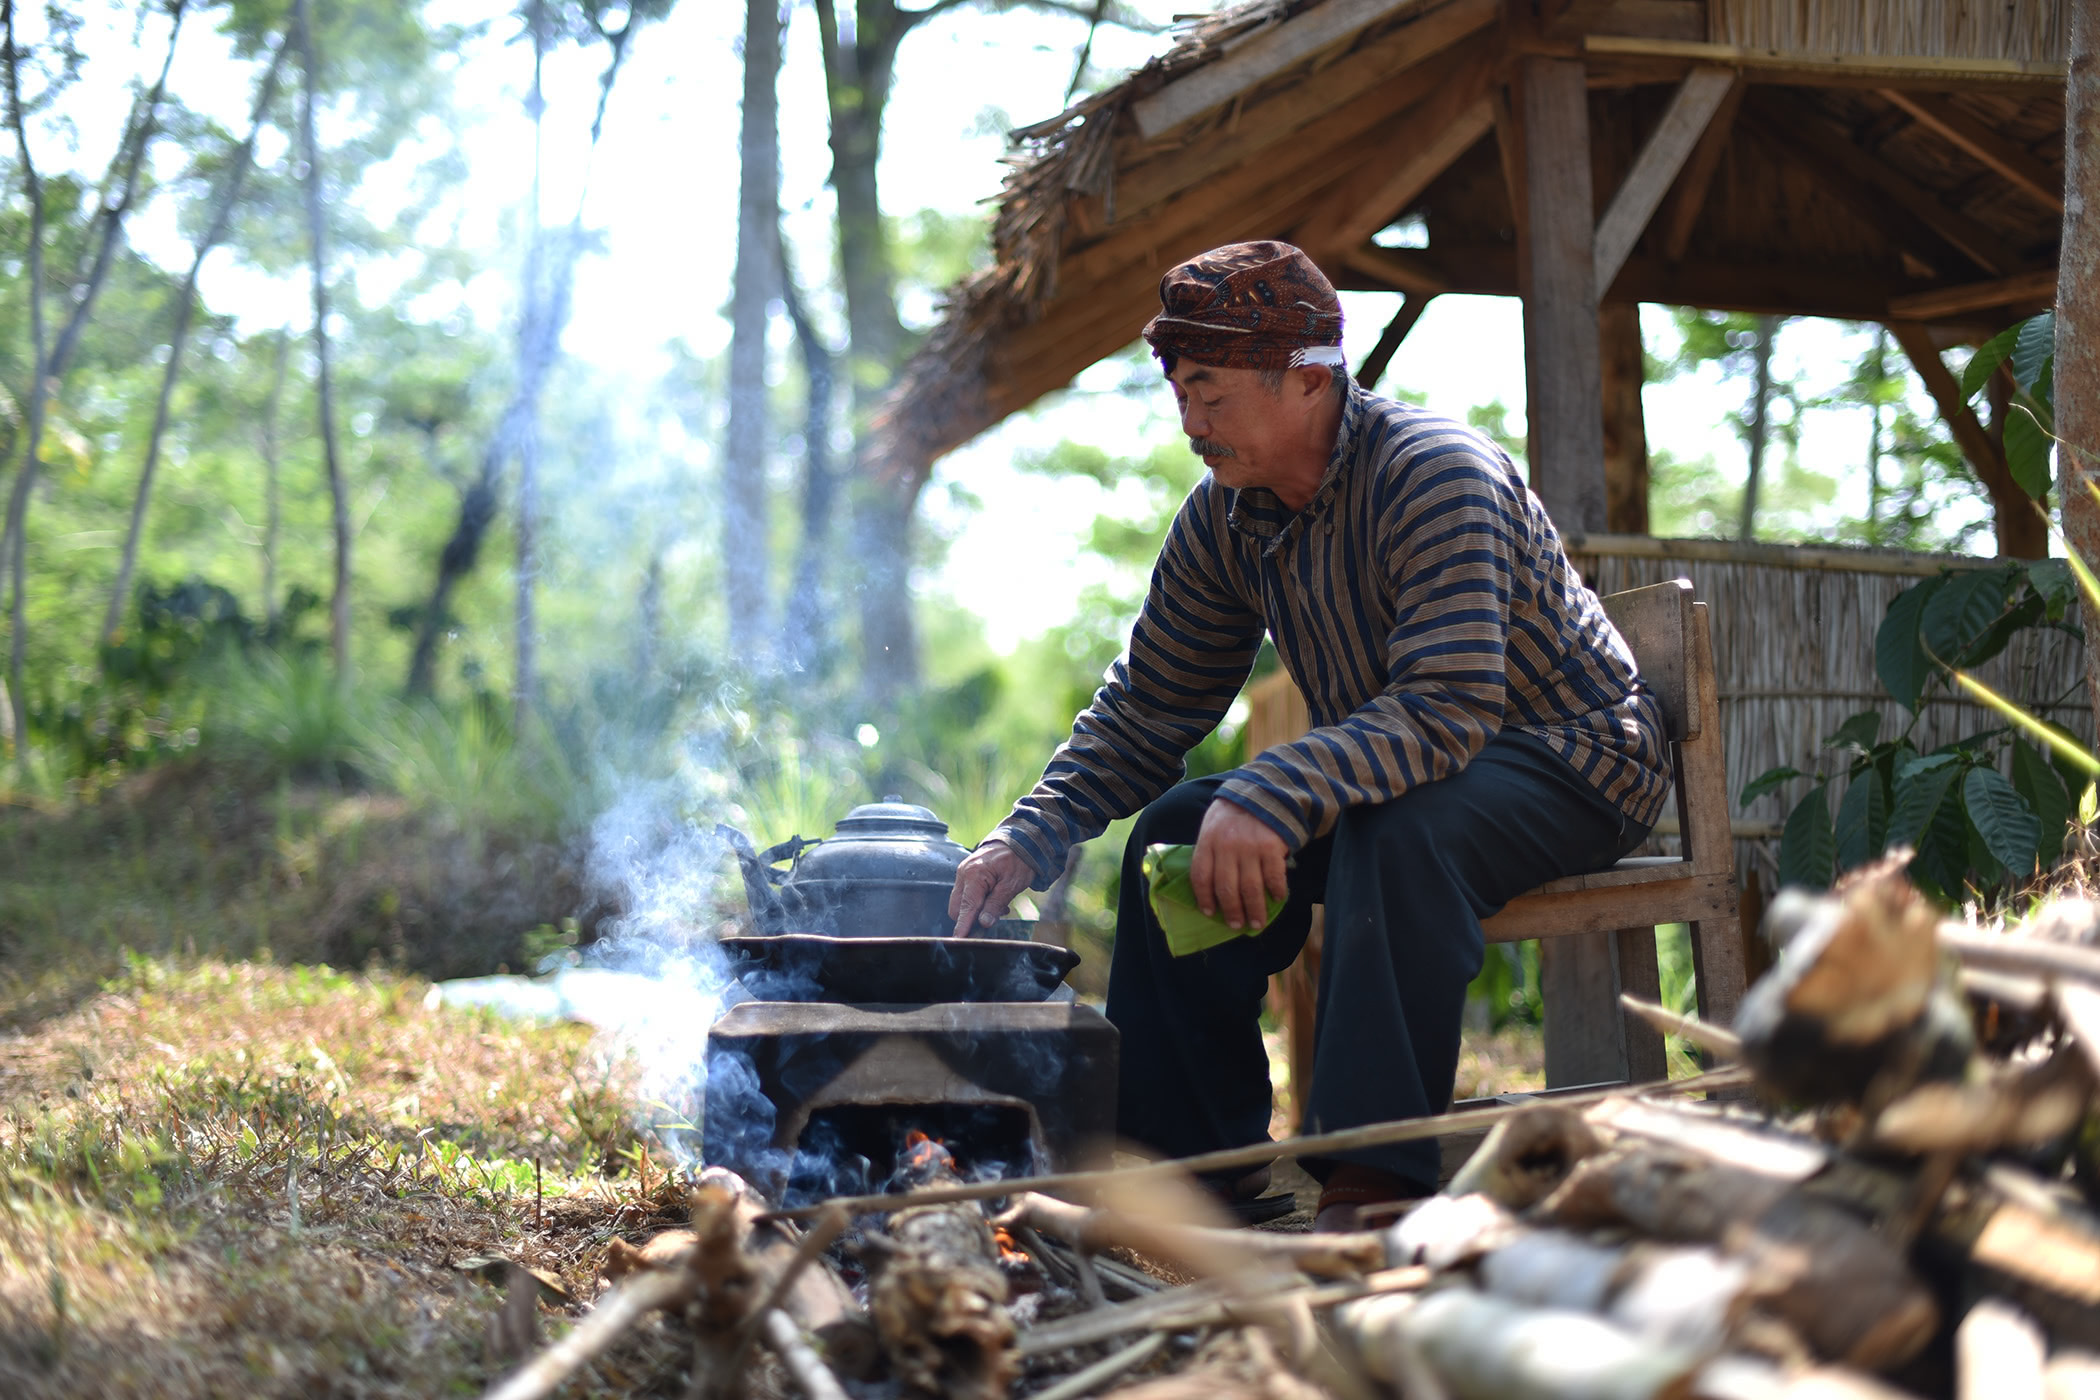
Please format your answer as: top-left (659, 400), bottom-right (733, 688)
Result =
top-left (716, 1204), bottom-right (849, 1394)
top-left (762, 1309), bottom-right (852, 1400)
top-left (1941, 929), bottom-right (2100, 985)
top-left (1001, 1192), bottom-right (1384, 1280)
top-left (1620, 993), bottom-right (1744, 1060)
top-left (1018, 1267), bottom-right (1429, 1356)
top-left (482, 1268), bottom-right (691, 1400)
top-left (1956, 1299), bottom-right (2046, 1400)
top-left (1027, 1332), bottom-right (1168, 1400)
top-left (2055, 982), bottom-right (2100, 1084)
top-left (762, 1067), bottom-right (1751, 1222)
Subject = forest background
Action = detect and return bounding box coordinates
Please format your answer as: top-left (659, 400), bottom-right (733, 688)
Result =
top-left (0, 0), bottom-right (2009, 1014)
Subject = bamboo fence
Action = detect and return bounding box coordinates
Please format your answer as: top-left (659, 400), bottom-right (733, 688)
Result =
top-left (1242, 535), bottom-right (2092, 892)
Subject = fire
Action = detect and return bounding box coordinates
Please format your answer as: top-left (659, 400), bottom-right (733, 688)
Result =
top-left (992, 1225), bottom-right (1029, 1266)
top-left (900, 1129), bottom-right (953, 1176)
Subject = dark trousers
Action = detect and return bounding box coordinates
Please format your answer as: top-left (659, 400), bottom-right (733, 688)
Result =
top-left (1106, 729), bottom-right (1649, 1191)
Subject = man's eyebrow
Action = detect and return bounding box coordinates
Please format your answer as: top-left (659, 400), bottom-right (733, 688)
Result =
top-left (1181, 369), bottom-right (1217, 385)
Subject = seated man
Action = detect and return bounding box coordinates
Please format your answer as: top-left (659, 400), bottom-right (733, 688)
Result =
top-left (948, 241), bottom-right (1668, 1230)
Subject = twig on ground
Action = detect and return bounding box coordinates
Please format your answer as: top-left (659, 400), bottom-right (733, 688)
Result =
top-left (762, 1309), bottom-right (852, 1400)
top-left (714, 1204), bottom-right (848, 1394)
top-left (482, 1267), bottom-right (691, 1400)
top-left (1028, 1331), bottom-right (1169, 1400)
top-left (1001, 1191), bottom-right (1383, 1279)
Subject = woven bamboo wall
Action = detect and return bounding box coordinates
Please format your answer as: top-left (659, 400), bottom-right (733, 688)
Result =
top-left (1239, 538), bottom-right (2091, 889)
top-left (1708, 0), bottom-right (2068, 64)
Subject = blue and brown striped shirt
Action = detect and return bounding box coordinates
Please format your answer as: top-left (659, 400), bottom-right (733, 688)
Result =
top-left (992, 384), bottom-right (1672, 882)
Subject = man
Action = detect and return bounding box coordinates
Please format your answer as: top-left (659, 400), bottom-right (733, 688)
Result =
top-left (948, 241), bottom-right (1670, 1230)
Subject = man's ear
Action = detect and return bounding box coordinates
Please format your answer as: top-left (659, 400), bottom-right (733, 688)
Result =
top-left (1296, 365), bottom-right (1334, 401)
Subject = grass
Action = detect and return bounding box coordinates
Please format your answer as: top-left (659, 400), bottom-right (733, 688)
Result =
top-left (0, 958), bottom-right (701, 1399)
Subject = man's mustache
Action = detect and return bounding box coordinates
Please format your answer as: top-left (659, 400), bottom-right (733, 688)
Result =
top-left (1189, 437), bottom-right (1236, 459)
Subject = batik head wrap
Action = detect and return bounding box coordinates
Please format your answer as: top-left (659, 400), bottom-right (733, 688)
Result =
top-left (1140, 240), bottom-right (1345, 374)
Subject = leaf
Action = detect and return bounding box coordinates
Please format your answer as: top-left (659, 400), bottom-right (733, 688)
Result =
top-left (2083, 782), bottom-right (2098, 829)
top-left (1963, 321), bottom-right (2024, 399)
top-left (1876, 576), bottom-right (1946, 711)
top-left (2011, 737), bottom-right (2073, 865)
top-left (1834, 769), bottom-right (1889, 872)
top-left (2029, 558), bottom-right (2075, 619)
top-left (1920, 568), bottom-right (2016, 667)
top-left (1823, 711), bottom-right (1881, 752)
top-left (1739, 765), bottom-right (1804, 809)
top-left (2011, 311), bottom-right (2056, 394)
top-left (1887, 759), bottom-right (1962, 850)
top-left (2006, 406), bottom-right (2054, 498)
top-left (1916, 781), bottom-right (1977, 900)
top-left (1780, 785), bottom-right (1836, 891)
top-left (1964, 765), bottom-right (2040, 879)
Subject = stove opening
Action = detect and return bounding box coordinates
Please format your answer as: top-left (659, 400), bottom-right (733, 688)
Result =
top-left (783, 1102), bottom-right (1043, 1206)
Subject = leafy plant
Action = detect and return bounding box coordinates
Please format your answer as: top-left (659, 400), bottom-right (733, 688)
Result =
top-left (1742, 557), bottom-right (2086, 900)
top-left (1963, 311), bottom-right (2057, 498)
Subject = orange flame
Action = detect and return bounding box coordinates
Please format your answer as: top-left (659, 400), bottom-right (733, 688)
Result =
top-left (992, 1225), bottom-right (1028, 1265)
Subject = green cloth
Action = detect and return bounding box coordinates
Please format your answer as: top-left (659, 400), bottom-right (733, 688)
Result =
top-left (1143, 843), bottom-right (1286, 958)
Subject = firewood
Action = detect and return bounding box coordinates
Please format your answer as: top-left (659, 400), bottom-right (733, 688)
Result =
top-left (1025, 1332), bottom-right (1169, 1400)
top-left (1690, 1358), bottom-right (1926, 1398)
top-left (1584, 1099), bottom-right (1829, 1183)
top-left (1443, 1104), bottom-right (1604, 1209)
top-left (1333, 1287), bottom-right (1704, 1400)
top-left (1956, 1298), bottom-right (2046, 1400)
top-left (1387, 1192), bottom-right (1524, 1270)
top-left (1535, 1145), bottom-right (1792, 1241)
top-left (1620, 994), bottom-right (1744, 1062)
top-left (1721, 1193), bottom-right (1938, 1370)
top-left (1873, 1047), bottom-right (2093, 1155)
top-left (761, 1310), bottom-right (852, 1400)
top-left (999, 1191), bottom-right (1384, 1280)
top-left (2044, 1349), bottom-right (2100, 1398)
top-left (868, 1200), bottom-right (1016, 1400)
top-left (482, 1267), bottom-right (694, 1400)
top-left (1477, 1230), bottom-right (1755, 1354)
top-left (1924, 1177), bottom-right (2100, 1350)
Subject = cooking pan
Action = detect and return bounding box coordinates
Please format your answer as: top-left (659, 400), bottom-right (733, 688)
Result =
top-left (720, 928), bottom-right (1081, 1004)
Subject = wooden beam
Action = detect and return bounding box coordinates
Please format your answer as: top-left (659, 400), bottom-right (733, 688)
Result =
top-left (1520, 57), bottom-right (1610, 536)
top-left (1876, 89), bottom-right (2065, 214)
top-left (1600, 302), bottom-right (1649, 533)
top-left (1112, 4), bottom-right (1499, 225)
top-left (1131, 0), bottom-right (1462, 140)
top-left (1582, 34), bottom-right (2069, 87)
top-left (1292, 91), bottom-right (1496, 254)
top-left (1340, 243), bottom-right (1448, 296)
top-left (1593, 67), bottom-right (1737, 292)
top-left (1888, 320), bottom-right (2048, 559)
top-left (1659, 78), bottom-right (1743, 262)
top-left (1357, 293), bottom-right (1435, 390)
top-left (1887, 267), bottom-right (2059, 320)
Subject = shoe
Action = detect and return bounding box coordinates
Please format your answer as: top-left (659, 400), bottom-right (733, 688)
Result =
top-left (1313, 1164), bottom-right (1428, 1233)
top-left (1201, 1165), bottom-right (1300, 1227)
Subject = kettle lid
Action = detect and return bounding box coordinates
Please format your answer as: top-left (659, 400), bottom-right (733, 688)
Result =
top-left (834, 796), bottom-right (950, 839)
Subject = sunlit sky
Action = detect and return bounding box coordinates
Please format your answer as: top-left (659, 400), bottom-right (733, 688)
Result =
top-left (49, 0), bottom-right (1986, 653)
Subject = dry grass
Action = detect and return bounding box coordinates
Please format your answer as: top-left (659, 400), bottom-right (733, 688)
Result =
top-left (0, 959), bottom-right (708, 1399)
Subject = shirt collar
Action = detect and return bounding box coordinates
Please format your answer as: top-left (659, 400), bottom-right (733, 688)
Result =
top-left (1225, 383), bottom-right (1367, 554)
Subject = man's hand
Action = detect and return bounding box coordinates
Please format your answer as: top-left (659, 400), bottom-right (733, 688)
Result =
top-left (949, 841), bottom-right (1036, 937)
top-left (1191, 800), bottom-right (1290, 931)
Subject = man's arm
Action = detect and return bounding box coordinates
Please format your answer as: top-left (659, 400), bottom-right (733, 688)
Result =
top-left (1218, 443), bottom-right (1522, 849)
top-left (953, 490), bottom-right (1265, 932)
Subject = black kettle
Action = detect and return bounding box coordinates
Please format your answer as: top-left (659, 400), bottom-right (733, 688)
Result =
top-left (720, 797), bottom-right (973, 937)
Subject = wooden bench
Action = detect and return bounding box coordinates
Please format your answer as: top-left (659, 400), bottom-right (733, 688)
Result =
top-left (1262, 578), bottom-right (1746, 1121)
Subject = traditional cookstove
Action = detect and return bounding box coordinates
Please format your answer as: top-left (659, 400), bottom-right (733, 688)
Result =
top-left (703, 800), bottom-right (1118, 1204)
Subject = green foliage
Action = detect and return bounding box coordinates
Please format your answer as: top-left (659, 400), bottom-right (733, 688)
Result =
top-left (1746, 560), bottom-right (2086, 902)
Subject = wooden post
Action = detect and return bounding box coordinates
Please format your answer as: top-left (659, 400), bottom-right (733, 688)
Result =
top-left (2060, 0), bottom-right (2100, 729)
top-left (1600, 304), bottom-right (1650, 535)
top-left (1889, 322), bottom-right (2048, 559)
top-left (1519, 56), bottom-right (1607, 534)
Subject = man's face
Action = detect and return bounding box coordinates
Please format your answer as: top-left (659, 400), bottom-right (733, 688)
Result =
top-left (1166, 360), bottom-right (1318, 490)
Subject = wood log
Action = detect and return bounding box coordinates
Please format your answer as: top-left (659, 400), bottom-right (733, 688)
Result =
top-left (1923, 1178), bottom-right (2100, 1350)
top-left (1478, 1230), bottom-right (1753, 1353)
top-left (869, 1201), bottom-right (1015, 1400)
top-left (1691, 1359), bottom-right (1927, 1399)
top-left (2044, 1349), bottom-right (2100, 1398)
top-left (1537, 1144), bottom-right (1793, 1240)
top-left (1334, 1287), bottom-right (1703, 1400)
top-left (1873, 1048), bottom-right (2092, 1155)
top-left (1721, 1194), bottom-right (1938, 1370)
top-left (1957, 1299), bottom-right (2046, 1400)
top-left (1443, 1103), bottom-right (1604, 1209)
top-left (1388, 1192), bottom-right (1524, 1270)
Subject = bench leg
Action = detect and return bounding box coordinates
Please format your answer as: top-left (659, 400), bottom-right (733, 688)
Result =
top-left (1540, 931), bottom-right (1627, 1088)
top-left (1615, 925), bottom-right (1668, 1083)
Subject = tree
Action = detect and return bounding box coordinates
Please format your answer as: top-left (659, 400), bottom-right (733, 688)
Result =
top-left (2061, 0), bottom-right (2100, 722)
top-left (725, 0), bottom-right (784, 667)
top-left (102, 34), bottom-right (291, 647)
top-left (2, 0), bottom-right (188, 766)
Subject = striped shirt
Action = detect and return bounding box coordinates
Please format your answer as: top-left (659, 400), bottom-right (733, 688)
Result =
top-left (992, 383), bottom-right (1673, 882)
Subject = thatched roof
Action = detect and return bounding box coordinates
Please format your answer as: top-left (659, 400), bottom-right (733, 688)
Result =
top-left (872, 0), bottom-right (2068, 484)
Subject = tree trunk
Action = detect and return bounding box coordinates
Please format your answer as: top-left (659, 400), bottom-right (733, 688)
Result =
top-left (294, 0), bottom-right (353, 684)
top-left (103, 38), bottom-right (289, 648)
top-left (1866, 328), bottom-right (1885, 542)
top-left (1738, 315), bottom-right (1776, 540)
top-left (2062, 0), bottom-right (2100, 724)
top-left (514, 0), bottom-right (548, 723)
top-left (816, 0), bottom-right (919, 708)
top-left (2, 0), bottom-right (184, 765)
top-left (725, 0), bottom-right (783, 669)
top-left (261, 328), bottom-right (290, 627)
top-left (778, 225), bottom-right (838, 674)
